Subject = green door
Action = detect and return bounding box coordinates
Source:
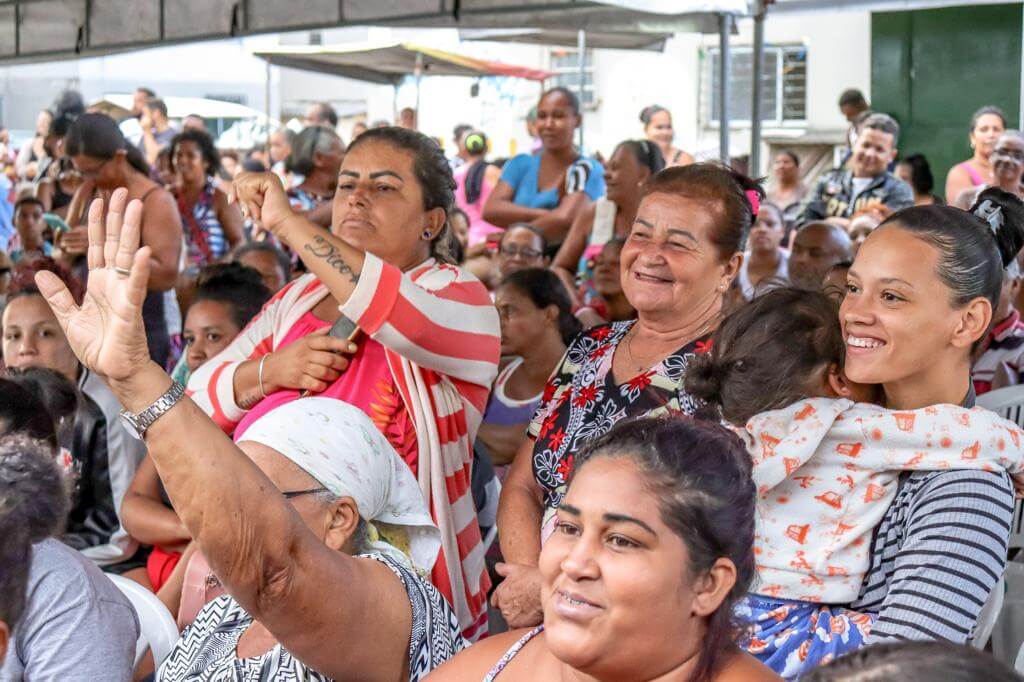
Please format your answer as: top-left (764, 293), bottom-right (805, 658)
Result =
top-left (872, 3), bottom-right (1021, 188)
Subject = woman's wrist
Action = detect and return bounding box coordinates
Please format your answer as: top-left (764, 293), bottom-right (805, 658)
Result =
top-left (108, 361), bottom-right (176, 414)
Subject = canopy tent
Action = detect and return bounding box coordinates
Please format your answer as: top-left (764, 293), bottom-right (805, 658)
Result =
top-left (254, 41), bottom-right (551, 129)
top-left (0, 1), bottom-right (748, 64)
top-left (92, 94), bottom-right (270, 121)
top-left (254, 42), bottom-right (552, 85)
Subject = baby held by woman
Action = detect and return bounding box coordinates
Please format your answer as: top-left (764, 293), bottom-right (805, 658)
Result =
top-left (686, 287), bottom-right (1024, 680)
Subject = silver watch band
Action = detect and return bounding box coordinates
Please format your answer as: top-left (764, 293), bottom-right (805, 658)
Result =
top-left (121, 381), bottom-right (185, 439)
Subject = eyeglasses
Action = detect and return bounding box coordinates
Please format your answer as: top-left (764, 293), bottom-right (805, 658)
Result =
top-left (281, 487), bottom-right (328, 499)
top-left (77, 158), bottom-right (110, 179)
top-left (500, 245), bottom-right (543, 260)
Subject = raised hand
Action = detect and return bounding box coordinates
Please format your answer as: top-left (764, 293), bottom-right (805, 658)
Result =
top-left (230, 171), bottom-right (297, 239)
top-left (34, 188), bottom-right (153, 382)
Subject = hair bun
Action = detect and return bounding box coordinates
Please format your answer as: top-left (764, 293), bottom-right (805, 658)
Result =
top-left (971, 187), bottom-right (1024, 268)
top-left (683, 353), bottom-right (726, 406)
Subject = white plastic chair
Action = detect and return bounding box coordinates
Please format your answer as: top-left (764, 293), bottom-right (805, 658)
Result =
top-left (973, 576), bottom-right (1005, 649)
top-left (107, 573), bottom-right (180, 668)
top-left (977, 385), bottom-right (1024, 427)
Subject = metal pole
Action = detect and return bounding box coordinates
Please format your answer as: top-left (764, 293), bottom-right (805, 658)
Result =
top-left (751, 1), bottom-right (766, 176)
top-left (265, 59), bottom-right (272, 154)
top-left (1019, 2), bottom-right (1024, 129)
top-left (719, 13), bottom-right (731, 164)
top-left (577, 29), bottom-right (586, 152)
top-left (414, 52), bottom-right (423, 131)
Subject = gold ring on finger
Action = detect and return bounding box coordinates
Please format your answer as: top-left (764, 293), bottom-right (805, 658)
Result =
top-left (114, 266), bottom-right (131, 279)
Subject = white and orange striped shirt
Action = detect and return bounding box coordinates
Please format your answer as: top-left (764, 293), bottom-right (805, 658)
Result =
top-left (188, 253), bottom-right (500, 640)
top-left (733, 397), bottom-right (1024, 603)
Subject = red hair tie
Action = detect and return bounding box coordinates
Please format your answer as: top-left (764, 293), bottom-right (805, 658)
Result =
top-left (745, 189), bottom-right (761, 219)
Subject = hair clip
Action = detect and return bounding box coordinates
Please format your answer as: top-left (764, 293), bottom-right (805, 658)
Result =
top-left (974, 199), bottom-right (1004, 234)
top-left (745, 189), bottom-right (761, 219)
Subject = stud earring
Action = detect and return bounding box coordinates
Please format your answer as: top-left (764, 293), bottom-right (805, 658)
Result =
top-left (422, 231), bottom-right (432, 240)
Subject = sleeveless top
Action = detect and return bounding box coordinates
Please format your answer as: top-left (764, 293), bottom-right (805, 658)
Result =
top-left (958, 161), bottom-right (985, 187)
top-left (482, 358), bottom-right (543, 427)
top-left (483, 627), bottom-right (544, 681)
top-left (454, 161), bottom-right (502, 247)
top-left (177, 179), bottom-right (228, 275)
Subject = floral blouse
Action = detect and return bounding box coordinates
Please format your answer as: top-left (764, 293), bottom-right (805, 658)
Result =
top-left (528, 321), bottom-right (709, 519)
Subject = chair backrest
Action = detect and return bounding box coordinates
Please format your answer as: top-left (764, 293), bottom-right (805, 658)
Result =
top-left (977, 385), bottom-right (1024, 427)
top-left (973, 576), bottom-right (1005, 649)
top-left (107, 573), bottom-right (180, 668)
top-left (977, 386), bottom-right (1024, 552)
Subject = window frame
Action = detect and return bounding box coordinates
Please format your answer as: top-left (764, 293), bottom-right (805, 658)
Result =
top-left (703, 42), bottom-right (807, 128)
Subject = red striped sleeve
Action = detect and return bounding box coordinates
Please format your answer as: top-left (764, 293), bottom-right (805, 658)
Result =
top-left (388, 294), bottom-right (500, 364)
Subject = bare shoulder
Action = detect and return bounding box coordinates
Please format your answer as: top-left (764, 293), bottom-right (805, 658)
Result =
top-left (715, 651), bottom-right (782, 682)
top-left (427, 629), bottom-right (533, 681)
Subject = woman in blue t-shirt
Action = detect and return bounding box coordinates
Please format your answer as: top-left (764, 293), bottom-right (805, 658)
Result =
top-left (484, 87), bottom-right (605, 249)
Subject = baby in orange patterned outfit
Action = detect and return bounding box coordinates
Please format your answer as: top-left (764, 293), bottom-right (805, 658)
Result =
top-left (686, 288), bottom-right (1024, 679)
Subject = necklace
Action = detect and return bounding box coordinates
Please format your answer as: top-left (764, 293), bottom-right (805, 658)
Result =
top-left (624, 319), bottom-right (713, 374)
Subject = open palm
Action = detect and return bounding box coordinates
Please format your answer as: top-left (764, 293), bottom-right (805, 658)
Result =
top-left (35, 189), bottom-right (153, 382)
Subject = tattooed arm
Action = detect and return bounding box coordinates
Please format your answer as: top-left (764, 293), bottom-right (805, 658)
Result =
top-left (231, 172), bottom-right (365, 305)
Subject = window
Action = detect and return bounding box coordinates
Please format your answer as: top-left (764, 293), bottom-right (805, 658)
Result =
top-left (705, 44), bottom-right (806, 126)
top-left (548, 47), bottom-right (596, 107)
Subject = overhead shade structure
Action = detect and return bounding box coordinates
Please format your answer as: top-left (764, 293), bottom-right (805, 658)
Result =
top-left (0, 0), bottom-right (748, 64)
top-left (253, 42), bottom-right (552, 85)
top-left (458, 28), bottom-right (672, 52)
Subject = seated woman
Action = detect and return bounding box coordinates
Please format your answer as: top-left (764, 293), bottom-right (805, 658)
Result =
top-left (478, 268), bottom-right (581, 477)
top-left (431, 417), bottom-right (778, 682)
top-left (284, 125), bottom-right (345, 225)
top-left (582, 238), bottom-right (635, 325)
top-left (0, 384), bottom-right (137, 681)
top-left (233, 240), bottom-right (293, 293)
top-left (126, 263), bottom-right (272, 591)
top-left (640, 104), bottom-right (694, 167)
top-left (188, 127), bottom-right (501, 640)
top-left (484, 88), bottom-right (605, 250)
top-left (945, 106), bottom-right (1005, 203)
top-left (552, 139), bottom-right (663, 310)
top-left (32, 210), bottom-right (468, 677)
top-left (168, 128), bottom-right (245, 282)
top-left (495, 163), bottom-right (759, 628)
top-left (453, 130), bottom-right (503, 248)
top-left (3, 259), bottom-right (146, 573)
top-left (686, 286), bottom-right (1024, 679)
top-left (766, 150), bottom-right (808, 228)
top-left (737, 202), bottom-right (788, 299)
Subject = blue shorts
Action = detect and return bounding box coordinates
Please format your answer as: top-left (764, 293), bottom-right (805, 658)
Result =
top-left (735, 594), bottom-right (876, 679)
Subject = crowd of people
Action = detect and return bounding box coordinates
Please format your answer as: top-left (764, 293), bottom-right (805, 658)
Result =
top-left (1, 80), bottom-right (1024, 682)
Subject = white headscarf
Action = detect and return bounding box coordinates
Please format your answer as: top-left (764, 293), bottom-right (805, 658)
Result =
top-left (239, 397), bottom-right (440, 574)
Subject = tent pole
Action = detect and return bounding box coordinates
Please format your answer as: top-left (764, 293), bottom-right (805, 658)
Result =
top-left (414, 52), bottom-right (423, 131)
top-left (392, 85), bottom-right (398, 124)
top-left (265, 59), bottom-right (272, 154)
top-left (578, 29), bottom-right (586, 152)
top-left (719, 13), bottom-right (731, 165)
top-left (751, 0), bottom-right (766, 177)
top-left (1020, 2), bottom-right (1024, 129)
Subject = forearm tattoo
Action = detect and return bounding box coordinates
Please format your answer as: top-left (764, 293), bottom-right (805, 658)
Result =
top-left (304, 235), bottom-right (360, 284)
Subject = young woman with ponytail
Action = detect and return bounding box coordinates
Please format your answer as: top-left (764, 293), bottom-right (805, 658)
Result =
top-left (834, 187), bottom-right (1024, 646)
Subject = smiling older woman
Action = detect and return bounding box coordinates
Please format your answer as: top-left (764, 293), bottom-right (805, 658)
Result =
top-left (187, 127), bottom-right (500, 639)
top-left (493, 163), bottom-right (763, 627)
top-left (33, 192), bottom-right (466, 681)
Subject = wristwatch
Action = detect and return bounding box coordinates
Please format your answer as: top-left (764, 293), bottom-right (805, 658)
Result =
top-left (119, 381), bottom-right (186, 440)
